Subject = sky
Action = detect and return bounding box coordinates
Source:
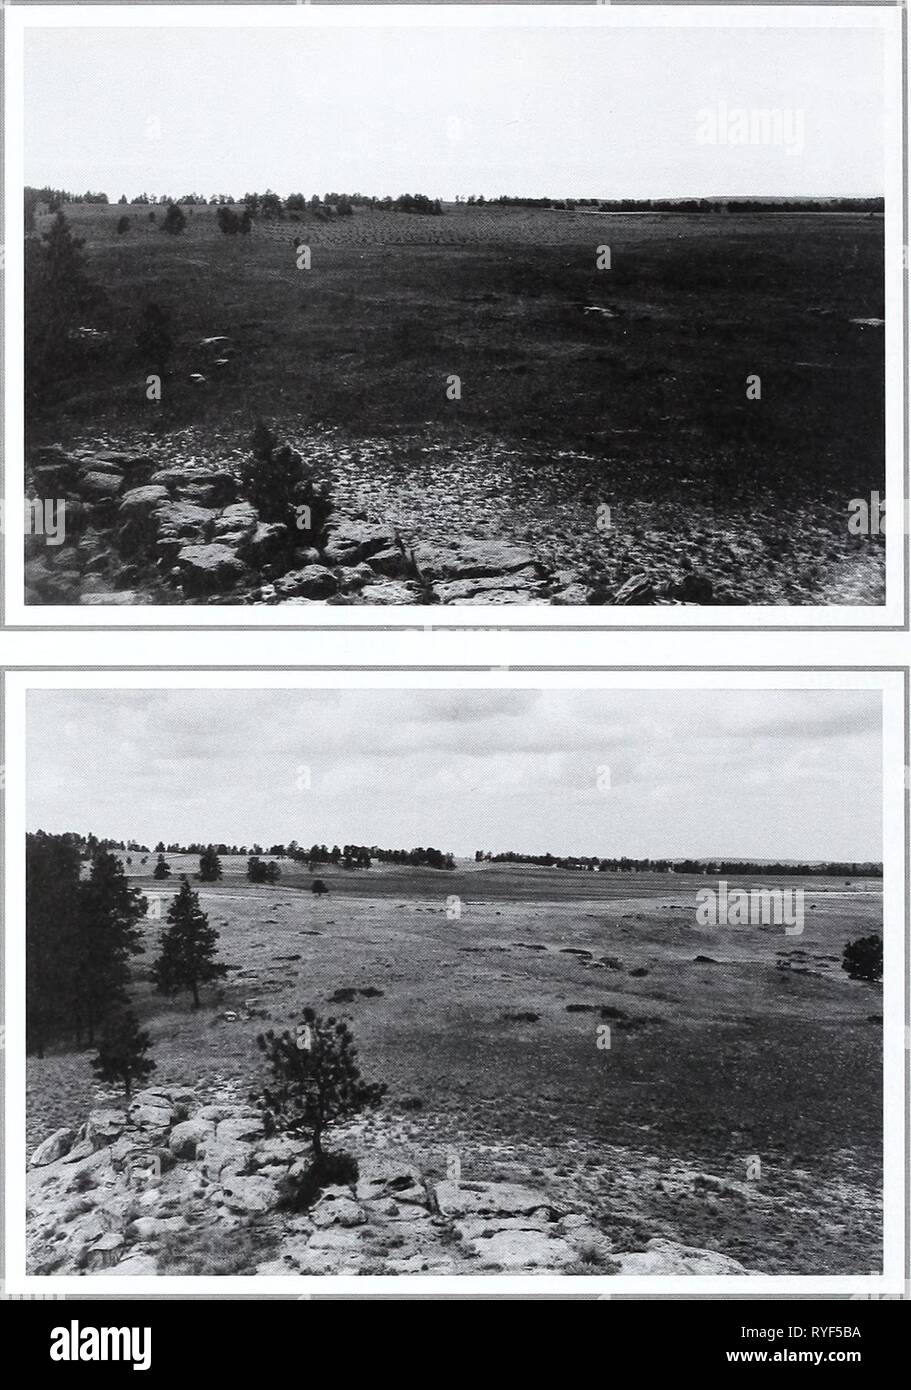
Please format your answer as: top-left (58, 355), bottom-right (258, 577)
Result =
top-left (23, 20), bottom-right (885, 201)
top-left (26, 688), bottom-right (882, 861)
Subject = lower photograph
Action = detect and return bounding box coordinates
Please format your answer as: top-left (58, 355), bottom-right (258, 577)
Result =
top-left (3, 669), bottom-right (905, 1296)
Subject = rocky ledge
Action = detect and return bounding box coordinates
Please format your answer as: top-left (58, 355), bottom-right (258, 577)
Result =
top-left (25, 442), bottom-right (717, 607)
top-left (28, 1084), bottom-right (753, 1277)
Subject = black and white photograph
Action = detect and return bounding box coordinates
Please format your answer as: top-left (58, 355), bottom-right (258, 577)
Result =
top-left (6, 4), bottom-right (903, 623)
top-left (7, 672), bottom-right (903, 1294)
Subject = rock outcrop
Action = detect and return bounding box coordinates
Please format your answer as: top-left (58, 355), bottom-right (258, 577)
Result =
top-left (27, 1084), bottom-right (755, 1279)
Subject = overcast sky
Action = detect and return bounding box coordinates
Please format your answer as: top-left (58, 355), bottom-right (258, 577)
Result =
top-left (26, 688), bottom-right (882, 861)
top-left (23, 21), bottom-right (884, 200)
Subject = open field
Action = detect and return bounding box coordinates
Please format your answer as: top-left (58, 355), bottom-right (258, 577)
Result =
top-left (27, 861), bottom-right (883, 1274)
top-left (26, 203), bottom-right (886, 605)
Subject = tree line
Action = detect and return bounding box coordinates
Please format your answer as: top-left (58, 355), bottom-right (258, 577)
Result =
top-left (477, 849), bottom-right (882, 877)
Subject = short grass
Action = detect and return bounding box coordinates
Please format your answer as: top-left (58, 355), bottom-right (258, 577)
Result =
top-left (27, 861), bottom-right (883, 1273)
top-left (26, 202), bottom-right (886, 604)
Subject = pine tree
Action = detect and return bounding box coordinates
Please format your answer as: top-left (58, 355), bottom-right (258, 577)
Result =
top-left (152, 877), bottom-right (226, 1007)
top-left (842, 934), bottom-right (883, 983)
top-left (91, 1009), bottom-right (155, 1100)
top-left (198, 845), bottom-right (222, 882)
top-left (162, 202), bottom-right (186, 235)
top-left (256, 1009), bottom-right (386, 1159)
top-left (74, 852), bottom-right (147, 1047)
top-left (153, 853), bottom-right (171, 880)
top-left (26, 831), bottom-right (83, 1055)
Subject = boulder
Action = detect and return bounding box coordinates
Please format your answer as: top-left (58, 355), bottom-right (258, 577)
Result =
top-left (434, 1180), bottom-right (558, 1219)
top-left (310, 1195), bottom-right (367, 1229)
top-left (30, 1128), bottom-right (75, 1167)
top-left (110, 1253), bottom-right (158, 1276)
top-left (433, 569), bottom-right (546, 604)
top-left (612, 574), bottom-right (656, 605)
top-left (358, 581), bottom-right (423, 605)
top-left (78, 591), bottom-right (149, 605)
top-left (412, 539), bottom-right (539, 581)
top-left (322, 520), bottom-right (395, 566)
top-left (470, 1228), bottom-right (576, 1270)
top-left (367, 547), bottom-right (408, 578)
top-left (614, 1238), bottom-right (752, 1275)
top-left (215, 1114), bottom-right (263, 1144)
top-left (130, 1215), bottom-right (187, 1239)
top-left (356, 1157), bottom-right (426, 1206)
top-left (175, 544), bottom-right (247, 595)
top-left (220, 1174), bottom-right (281, 1215)
top-left (214, 502), bottom-right (259, 539)
top-left (118, 485), bottom-right (170, 521)
top-left (79, 471), bottom-right (123, 501)
top-left (86, 1110), bottom-right (126, 1149)
top-left (169, 1119), bottom-right (215, 1161)
top-left (155, 500), bottom-right (217, 539)
top-left (84, 1232), bottom-right (125, 1272)
top-left (273, 565), bottom-right (338, 599)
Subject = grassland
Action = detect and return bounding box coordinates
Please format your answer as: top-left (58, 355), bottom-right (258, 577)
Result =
top-left (27, 202), bottom-right (886, 604)
top-left (27, 859), bottom-right (883, 1273)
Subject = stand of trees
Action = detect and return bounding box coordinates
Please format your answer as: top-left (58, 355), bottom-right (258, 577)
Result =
top-left (477, 849), bottom-right (883, 878)
top-left (26, 832), bottom-right (147, 1055)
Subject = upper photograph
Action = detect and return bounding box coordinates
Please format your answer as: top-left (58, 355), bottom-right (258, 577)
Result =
top-left (4, 5), bottom-right (905, 626)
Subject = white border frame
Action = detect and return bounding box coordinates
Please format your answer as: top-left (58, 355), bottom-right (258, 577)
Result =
top-left (3, 4), bottom-right (906, 629)
top-left (4, 666), bottom-right (905, 1296)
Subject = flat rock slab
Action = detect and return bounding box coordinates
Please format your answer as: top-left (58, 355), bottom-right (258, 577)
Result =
top-left (614, 1239), bottom-right (752, 1275)
top-left (471, 1229), bottom-right (577, 1270)
top-left (434, 1180), bottom-right (558, 1219)
top-left (414, 540), bottom-right (540, 581)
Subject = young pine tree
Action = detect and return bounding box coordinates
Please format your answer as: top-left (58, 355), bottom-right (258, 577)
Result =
top-left (152, 877), bottom-right (226, 1008)
top-left (91, 1009), bottom-right (155, 1101)
top-left (256, 1008), bottom-right (386, 1160)
top-left (198, 845), bottom-right (222, 882)
top-left (152, 853), bottom-right (171, 880)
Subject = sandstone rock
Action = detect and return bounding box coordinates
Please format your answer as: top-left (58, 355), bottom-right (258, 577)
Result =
top-left (552, 582), bottom-right (593, 605)
top-left (80, 471), bottom-right (123, 500)
top-left (169, 1119), bottom-right (214, 1161)
top-left (386, 1254), bottom-right (430, 1273)
top-left (273, 565), bottom-right (338, 599)
top-left (111, 1253), bottom-right (158, 1275)
top-left (454, 1213), bottom-right (551, 1241)
top-left (215, 1115), bottom-right (264, 1144)
top-left (434, 1180), bottom-right (558, 1219)
top-left (358, 581), bottom-right (423, 605)
top-left (155, 500), bottom-right (217, 538)
top-left (79, 591), bottom-right (149, 605)
top-left (130, 1215), bottom-right (187, 1239)
top-left (214, 502), bottom-right (259, 539)
top-left (323, 520), bottom-right (395, 566)
top-left (128, 1103), bottom-right (173, 1136)
top-left (356, 1158), bottom-right (427, 1206)
top-left (179, 472), bottom-right (237, 507)
top-left (470, 1228), bottom-right (576, 1270)
top-left (30, 1128), bottom-right (75, 1167)
top-left (176, 543), bottom-right (247, 595)
top-left (614, 1238), bottom-right (752, 1275)
top-left (307, 1227), bottom-right (361, 1250)
top-left (85, 1232), bottom-right (125, 1272)
top-left (433, 569), bottom-right (546, 604)
top-left (86, 1110), bottom-right (126, 1149)
top-left (612, 574), bottom-right (656, 605)
top-left (310, 1196), bottom-right (367, 1229)
top-left (413, 539), bottom-right (539, 581)
top-left (457, 589), bottom-right (543, 605)
top-left (118, 485), bottom-right (171, 521)
top-left (335, 562), bottom-right (374, 592)
top-left (220, 1174), bottom-right (281, 1215)
top-left (367, 547), bottom-right (408, 578)
top-left (198, 1140), bottom-right (247, 1182)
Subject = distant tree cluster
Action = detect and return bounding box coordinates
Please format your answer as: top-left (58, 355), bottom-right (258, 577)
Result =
top-left (247, 855), bottom-right (281, 884)
top-left (477, 848), bottom-right (883, 878)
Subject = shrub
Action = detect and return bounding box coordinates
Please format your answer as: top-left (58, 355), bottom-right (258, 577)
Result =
top-left (116, 215), bottom-right (131, 235)
top-left (842, 934), bottom-right (883, 983)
